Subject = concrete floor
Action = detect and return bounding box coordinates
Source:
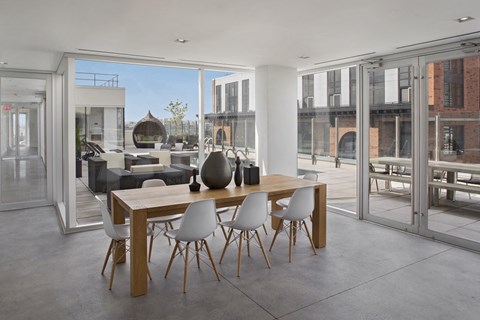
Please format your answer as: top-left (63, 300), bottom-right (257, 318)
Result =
top-left (1, 206), bottom-right (480, 319)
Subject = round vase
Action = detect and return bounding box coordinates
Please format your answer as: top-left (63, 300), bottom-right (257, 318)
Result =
top-left (200, 151), bottom-right (232, 189)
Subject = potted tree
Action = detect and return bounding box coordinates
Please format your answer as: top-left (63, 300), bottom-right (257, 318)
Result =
top-left (75, 121), bottom-right (82, 178)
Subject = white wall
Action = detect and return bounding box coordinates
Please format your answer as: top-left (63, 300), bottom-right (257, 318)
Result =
top-left (255, 65), bottom-right (297, 176)
top-left (75, 86), bottom-right (125, 107)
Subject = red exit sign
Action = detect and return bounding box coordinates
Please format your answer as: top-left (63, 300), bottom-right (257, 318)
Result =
top-left (2, 105), bottom-right (12, 111)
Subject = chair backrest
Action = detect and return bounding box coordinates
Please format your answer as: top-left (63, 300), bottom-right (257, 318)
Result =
top-left (175, 199), bottom-right (217, 242)
top-left (283, 186), bottom-right (314, 221)
top-left (96, 196), bottom-right (123, 240)
top-left (142, 179), bottom-right (167, 188)
top-left (303, 172), bottom-right (318, 182)
top-left (233, 192), bottom-right (268, 230)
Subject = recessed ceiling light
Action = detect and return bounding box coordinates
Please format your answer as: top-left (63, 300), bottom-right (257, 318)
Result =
top-left (457, 16), bottom-right (474, 23)
top-left (0, 61), bottom-right (7, 65)
top-left (299, 55), bottom-right (310, 59)
top-left (175, 38), bottom-right (188, 44)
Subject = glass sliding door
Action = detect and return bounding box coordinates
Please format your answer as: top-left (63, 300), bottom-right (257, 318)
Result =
top-left (364, 60), bottom-right (418, 231)
top-left (422, 54), bottom-right (480, 249)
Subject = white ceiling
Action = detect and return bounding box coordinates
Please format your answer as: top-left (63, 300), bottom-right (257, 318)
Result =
top-left (0, 0), bottom-right (480, 72)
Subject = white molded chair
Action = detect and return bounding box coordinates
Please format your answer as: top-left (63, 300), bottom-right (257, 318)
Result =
top-left (269, 186), bottom-right (317, 262)
top-left (219, 192), bottom-right (271, 277)
top-left (164, 199), bottom-right (220, 293)
top-left (142, 179), bottom-right (183, 262)
top-left (97, 196), bottom-right (152, 290)
top-left (276, 173), bottom-right (318, 208)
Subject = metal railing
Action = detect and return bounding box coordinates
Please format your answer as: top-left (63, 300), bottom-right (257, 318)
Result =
top-left (76, 72), bottom-right (119, 87)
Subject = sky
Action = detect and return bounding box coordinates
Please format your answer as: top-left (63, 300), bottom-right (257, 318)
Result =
top-left (75, 60), bottom-right (231, 122)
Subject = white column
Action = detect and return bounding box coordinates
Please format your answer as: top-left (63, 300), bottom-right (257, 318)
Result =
top-left (198, 69), bottom-right (205, 168)
top-left (255, 65), bottom-right (297, 176)
top-left (435, 114), bottom-right (440, 161)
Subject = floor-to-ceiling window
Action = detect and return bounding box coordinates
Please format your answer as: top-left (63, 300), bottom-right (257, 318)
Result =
top-left (297, 66), bottom-right (357, 214)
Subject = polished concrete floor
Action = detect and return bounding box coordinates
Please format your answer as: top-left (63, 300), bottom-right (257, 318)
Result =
top-left (1, 205), bottom-right (480, 319)
top-left (0, 157), bottom-right (47, 204)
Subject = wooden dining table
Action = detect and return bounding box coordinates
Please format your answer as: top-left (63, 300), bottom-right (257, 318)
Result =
top-left (111, 174), bottom-right (327, 297)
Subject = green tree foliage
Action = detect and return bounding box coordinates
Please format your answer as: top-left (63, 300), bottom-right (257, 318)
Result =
top-left (164, 99), bottom-right (188, 136)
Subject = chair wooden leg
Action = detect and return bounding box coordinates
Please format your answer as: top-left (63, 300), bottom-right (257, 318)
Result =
top-left (147, 265), bottom-right (152, 280)
top-left (165, 223), bottom-right (172, 246)
top-left (194, 241), bottom-right (201, 268)
top-left (375, 179), bottom-right (379, 192)
top-left (246, 231), bottom-right (251, 257)
top-left (288, 222), bottom-right (293, 263)
top-left (232, 205), bottom-right (239, 220)
top-left (109, 241), bottom-right (118, 290)
top-left (256, 230), bottom-right (271, 269)
top-left (183, 242), bottom-right (190, 293)
top-left (237, 231), bottom-right (243, 277)
top-left (303, 220), bottom-right (317, 255)
top-left (293, 221), bottom-right (297, 246)
top-left (204, 240), bottom-right (220, 281)
top-left (262, 224), bottom-right (268, 235)
top-left (216, 213), bottom-right (228, 240)
top-left (101, 239), bottom-right (113, 275)
top-left (165, 241), bottom-right (179, 278)
top-left (219, 228), bottom-right (234, 264)
top-left (148, 223), bottom-right (155, 262)
top-left (269, 219), bottom-right (284, 251)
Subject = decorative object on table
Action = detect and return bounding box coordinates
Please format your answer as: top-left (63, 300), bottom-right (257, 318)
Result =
top-left (189, 168), bottom-right (201, 192)
top-left (201, 151), bottom-right (232, 189)
top-left (234, 156), bottom-right (242, 186)
top-left (244, 164), bottom-right (260, 185)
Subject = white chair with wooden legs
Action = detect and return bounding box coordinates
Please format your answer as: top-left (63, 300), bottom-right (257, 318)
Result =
top-left (269, 186), bottom-right (317, 263)
top-left (142, 179), bottom-right (183, 262)
top-left (164, 199), bottom-right (220, 293)
top-left (276, 172), bottom-right (318, 208)
top-left (218, 192), bottom-right (271, 277)
top-left (97, 196), bottom-right (153, 290)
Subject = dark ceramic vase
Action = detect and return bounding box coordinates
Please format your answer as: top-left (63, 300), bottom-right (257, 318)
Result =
top-left (189, 169), bottom-right (201, 192)
top-left (234, 156), bottom-right (242, 186)
top-left (200, 151), bottom-right (232, 189)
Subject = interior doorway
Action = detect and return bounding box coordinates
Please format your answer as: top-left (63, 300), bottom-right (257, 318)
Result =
top-left (0, 75), bottom-right (48, 209)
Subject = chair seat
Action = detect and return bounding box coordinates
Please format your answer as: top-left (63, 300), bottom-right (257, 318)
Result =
top-left (147, 214), bottom-right (183, 224)
top-left (164, 229), bottom-right (179, 240)
top-left (270, 209), bottom-right (286, 219)
top-left (216, 207), bottom-right (230, 214)
top-left (218, 220), bottom-right (235, 228)
top-left (276, 198), bottom-right (290, 208)
top-left (112, 224), bottom-right (131, 240)
top-left (111, 224), bottom-right (153, 240)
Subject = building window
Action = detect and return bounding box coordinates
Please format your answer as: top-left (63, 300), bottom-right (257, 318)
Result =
top-left (302, 74), bottom-right (314, 108)
top-left (225, 82), bottom-right (238, 112)
top-left (443, 125), bottom-right (464, 155)
top-left (242, 79), bottom-right (249, 112)
top-left (370, 70), bottom-right (385, 106)
top-left (327, 70), bottom-right (341, 107)
top-left (444, 59), bottom-right (464, 108)
top-left (349, 67), bottom-right (356, 106)
top-left (215, 85), bottom-right (221, 113)
top-left (398, 66), bottom-right (412, 103)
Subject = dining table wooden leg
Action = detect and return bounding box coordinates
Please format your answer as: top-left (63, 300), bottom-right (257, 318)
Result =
top-left (130, 208), bottom-right (148, 297)
top-left (312, 185), bottom-right (327, 248)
